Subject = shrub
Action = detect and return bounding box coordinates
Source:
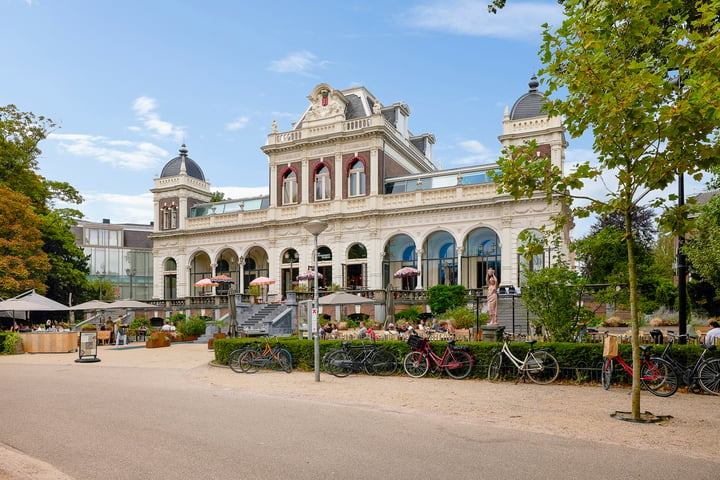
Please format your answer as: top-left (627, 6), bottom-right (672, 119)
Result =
top-left (427, 285), bottom-right (467, 315)
top-left (130, 317), bottom-right (151, 330)
top-left (177, 316), bottom-right (206, 336)
top-left (395, 306), bottom-right (422, 324)
top-left (2, 332), bottom-right (21, 354)
top-left (603, 316), bottom-right (628, 327)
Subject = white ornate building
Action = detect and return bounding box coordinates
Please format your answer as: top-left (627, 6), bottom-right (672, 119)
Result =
top-left (150, 78), bottom-right (569, 300)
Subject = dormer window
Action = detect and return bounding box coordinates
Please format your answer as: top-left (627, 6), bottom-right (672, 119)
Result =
top-left (315, 165), bottom-right (331, 201)
top-left (282, 170), bottom-right (298, 205)
top-left (348, 159), bottom-right (366, 196)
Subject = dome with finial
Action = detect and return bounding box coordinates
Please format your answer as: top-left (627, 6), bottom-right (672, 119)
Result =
top-left (160, 144), bottom-right (206, 180)
top-left (509, 75), bottom-right (546, 120)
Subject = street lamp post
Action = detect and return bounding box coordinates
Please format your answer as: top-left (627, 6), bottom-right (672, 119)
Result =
top-left (126, 268), bottom-right (136, 299)
top-left (305, 219), bottom-right (328, 382)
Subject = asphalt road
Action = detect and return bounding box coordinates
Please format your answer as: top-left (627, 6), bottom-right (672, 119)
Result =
top-left (1, 356), bottom-right (718, 480)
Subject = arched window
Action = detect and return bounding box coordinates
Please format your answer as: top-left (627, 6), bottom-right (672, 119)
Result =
top-left (315, 165), bottom-right (331, 201)
top-left (348, 159), bottom-right (366, 196)
top-left (164, 258), bottom-right (177, 271)
top-left (282, 170), bottom-right (298, 205)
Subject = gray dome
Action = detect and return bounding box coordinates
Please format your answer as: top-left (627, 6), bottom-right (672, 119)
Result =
top-left (160, 144), bottom-right (206, 180)
top-left (509, 76), bottom-right (546, 120)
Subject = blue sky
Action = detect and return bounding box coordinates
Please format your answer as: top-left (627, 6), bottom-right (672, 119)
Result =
top-left (2, 0), bottom-right (705, 238)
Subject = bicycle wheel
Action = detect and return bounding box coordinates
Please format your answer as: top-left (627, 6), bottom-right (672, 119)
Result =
top-left (238, 349), bottom-right (260, 374)
top-left (640, 357), bottom-right (678, 397)
top-left (322, 348), bottom-right (341, 371)
top-left (325, 350), bottom-right (353, 378)
top-left (526, 351), bottom-right (560, 384)
top-left (228, 348), bottom-right (247, 373)
top-left (403, 351), bottom-right (429, 378)
top-left (697, 357), bottom-right (720, 395)
top-left (270, 348), bottom-right (293, 373)
top-left (369, 349), bottom-right (398, 376)
top-left (601, 358), bottom-right (613, 390)
top-left (444, 349), bottom-right (473, 380)
top-left (487, 353), bottom-right (503, 382)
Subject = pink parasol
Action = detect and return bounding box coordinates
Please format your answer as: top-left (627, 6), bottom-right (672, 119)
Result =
top-left (194, 278), bottom-right (219, 287)
top-left (393, 266), bottom-right (421, 278)
top-left (297, 270), bottom-right (324, 280)
top-left (249, 276), bottom-right (275, 286)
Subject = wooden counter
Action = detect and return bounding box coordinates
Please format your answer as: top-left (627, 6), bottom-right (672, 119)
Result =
top-left (19, 332), bottom-right (79, 353)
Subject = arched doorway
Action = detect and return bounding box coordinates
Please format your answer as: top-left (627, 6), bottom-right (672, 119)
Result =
top-left (383, 234), bottom-right (417, 290)
top-left (462, 228), bottom-right (501, 289)
top-left (423, 231), bottom-right (457, 287)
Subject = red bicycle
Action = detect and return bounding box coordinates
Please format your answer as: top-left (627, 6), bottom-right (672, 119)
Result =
top-left (403, 334), bottom-right (474, 379)
top-left (601, 341), bottom-right (679, 397)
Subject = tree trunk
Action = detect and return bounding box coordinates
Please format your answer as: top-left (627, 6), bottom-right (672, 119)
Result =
top-left (625, 211), bottom-right (641, 420)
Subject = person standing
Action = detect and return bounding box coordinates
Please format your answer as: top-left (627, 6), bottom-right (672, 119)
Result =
top-left (486, 267), bottom-right (498, 326)
top-left (705, 321), bottom-right (720, 347)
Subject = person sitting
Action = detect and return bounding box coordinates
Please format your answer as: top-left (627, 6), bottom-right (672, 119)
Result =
top-left (366, 325), bottom-right (378, 340)
top-left (161, 321), bottom-right (173, 332)
top-left (386, 323), bottom-right (398, 335)
top-left (322, 322), bottom-right (333, 339)
top-left (705, 321), bottom-right (720, 347)
top-left (357, 321), bottom-right (368, 339)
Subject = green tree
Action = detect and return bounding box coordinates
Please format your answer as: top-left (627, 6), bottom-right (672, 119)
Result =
top-left (40, 212), bottom-right (90, 305)
top-left (683, 193), bottom-right (720, 289)
top-left (493, 0), bottom-right (720, 419)
top-left (427, 285), bottom-right (467, 315)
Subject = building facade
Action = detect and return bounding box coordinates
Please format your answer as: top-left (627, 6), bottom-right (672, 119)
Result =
top-left (71, 219), bottom-right (154, 300)
top-left (150, 79), bottom-right (570, 300)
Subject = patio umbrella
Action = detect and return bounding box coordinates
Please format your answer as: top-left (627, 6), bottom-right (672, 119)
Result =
top-left (69, 300), bottom-right (111, 310)
top-left (393, 266), bottom-right (421, 278)
top-left (0, 290), bottom-right (70, 312)
top-left (210, 274), bottom-right (235, 283)
top-left (108, 299), bottom-right (155, 309)
top-left (296, 270), bottom-right (323, 280)
top-left (194, 278), bottom-right (219, 287)
top-left (319, 291), bottom-right (374, 324)
top-left (249, 277), bottom-right (275, 303)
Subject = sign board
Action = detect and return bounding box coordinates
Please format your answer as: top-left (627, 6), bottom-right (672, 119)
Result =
top-left (76, 331), bottom-right (101, 363)
top-left (311, 307), bottom-right (318, 332)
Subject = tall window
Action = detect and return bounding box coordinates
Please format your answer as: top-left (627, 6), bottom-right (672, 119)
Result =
top-left (170, 207), bottom-right (177, 229)
top-left (315, 165), bottom-right (331, 201)
top-left (349, 159), bottom-right (366, 196)
top-left (282, 170), bottom-right (298, 205)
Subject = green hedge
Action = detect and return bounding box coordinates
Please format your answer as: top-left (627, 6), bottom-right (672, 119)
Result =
top-left (213, 337), bottom-right (717, 383)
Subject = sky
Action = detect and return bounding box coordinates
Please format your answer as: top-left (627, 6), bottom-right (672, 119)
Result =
top-left (2, 0), bottom-right (707, 239)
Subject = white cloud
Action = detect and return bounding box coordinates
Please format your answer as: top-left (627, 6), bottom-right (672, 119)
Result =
top-left (268, 51), bottom-right (329, 75)
top-left (404, 1), bottom-right (564, 41)
top-left (450, 139), bottom-right (498, 166)
top-left (54, 192), bottom-right (154, 225)
top-left (226, 116), bottom-right (250, 131)
top-left (49, 133), bottom-right (168, 170)
top-left (131, 96), bottom-right (185, 141)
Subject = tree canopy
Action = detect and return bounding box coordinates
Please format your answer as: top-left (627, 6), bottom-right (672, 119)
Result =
top-left (0, 104), bottom-right (89, 304)
top-left (492, 0), bottom-right (720, 419)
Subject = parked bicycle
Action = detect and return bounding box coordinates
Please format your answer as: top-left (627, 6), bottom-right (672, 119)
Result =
top-left (652, 332), bottom-right (720, 395)
top-left (487, 333), bottom-right (559, 384)
top-left (323, 340), bottom-right (398, 377)
top-left (403, 334), bottom-right (474, 379)
top-left (601, 338), bottom-right (678, 397)
top-left (234, 336), bottom-right (293, 374)
top-left (228, 340), bottom-right (261, 373)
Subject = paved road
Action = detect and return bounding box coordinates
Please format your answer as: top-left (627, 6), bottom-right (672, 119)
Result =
top-left (1, 351), bottom-right (718, 480)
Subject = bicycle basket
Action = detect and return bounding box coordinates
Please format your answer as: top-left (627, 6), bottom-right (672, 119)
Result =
top-left (407, 334), bottom-right (423, 349)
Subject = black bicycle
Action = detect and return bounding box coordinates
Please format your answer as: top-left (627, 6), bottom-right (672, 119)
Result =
top-left (323, 341), bottom-right (398, 377)
top-left (652, 332), bottom-right (720, 395)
